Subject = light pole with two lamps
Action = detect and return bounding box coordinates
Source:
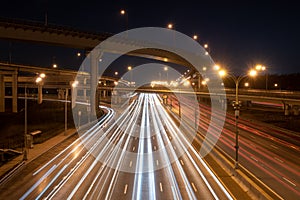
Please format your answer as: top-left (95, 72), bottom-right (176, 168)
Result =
top-left (218, 66), bottom-right (260, 169)
top-left (23, 73), bottom-right (46, 160)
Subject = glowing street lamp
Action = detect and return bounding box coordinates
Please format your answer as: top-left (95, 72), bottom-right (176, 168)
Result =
top-left (53, 64), bottom-right (57, 68)
top-left (120, 9), bottom-right (128, 33)
top-left (256, 64), bottom-right (268, 90)
top-left (218, 69), bottom-right (226, 77)
top-left (217, 65), bottom-right (259, 169)
top-left (193, 35), bottom-right (198, 40)
top-left (244, 82), bottom-right (249, 87)
top-left (167, 23), bottom-right (173, 29)
top-left (128, 66), bottom-right (133, 86)
top-left (213, 65), bottom-right (221, 71)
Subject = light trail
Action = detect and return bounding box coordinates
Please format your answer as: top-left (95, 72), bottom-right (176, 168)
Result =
top-left (18, 93), bottom-right (236, 200)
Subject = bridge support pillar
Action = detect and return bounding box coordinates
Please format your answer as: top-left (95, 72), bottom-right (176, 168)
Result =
top-left (221, 98), bottom-right (227, 110)
top-left (83, 78), bottom-right (87, 100)
top-left (70, 81), bottom-right (77, 108)
top-left (90, 50), bottom-right (102, 118)
top-left (198, 77), bottom-right (201, 90)
top-left (284, 103), bottom-right (290, 116)
top-left (37, 84), bottom-right (43, 104)
top-left (12, 70), bottom-right (18, 113)
top-left (0, 74), bottom-right (4, 112)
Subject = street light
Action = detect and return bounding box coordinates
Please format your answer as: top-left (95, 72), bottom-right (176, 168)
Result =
top-left (23, 73), bottom-right (46, 160)
top-left (164, 66), bottom-right (168, 82)
top-left (218, 67), bottom-right (258, 169)
top-left (167, 23), bottom-right (173, 29)
top-left (128, 65), bottom-right (133, 86)
top-left (193, 35), bottom-right (198, 40)
top-left (256, 64), bottom-right (267, 90)
top-left (120, 9), bottom-right (128, 32)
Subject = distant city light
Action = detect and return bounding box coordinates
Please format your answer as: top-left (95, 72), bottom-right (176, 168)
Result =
top-left (39, 73), bottom-right (46, 78)
top-left (244, 82), bottom-right (249, 87)
top-left (183, 80), bottom-right (190, 86)
top-left (120, 9), bottom-right (126, 15)
top-left (53, 64), bottom-right (57, 68)
top-left (213, 65), bottom-right (220, 71)
top-left (77, 52), bottom-right (81, 57)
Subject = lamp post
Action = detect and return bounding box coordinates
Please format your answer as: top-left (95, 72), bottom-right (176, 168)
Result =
top-left (120, 9), bottom-right (128, 35)
top-left (218, 68), bottom-right (258, 169)
top-left (128, 65), bottom-right (132, 86)
top-left (23, 85), bottom-right (28, 160)
top-left (64, 88), bottom-right (68, 135)
top-left (164, 66), bottom-right (168, 83)
top-left (255, 65), bottom-right (267, 90)
top-left (23, 73), bottom-right (46, 160)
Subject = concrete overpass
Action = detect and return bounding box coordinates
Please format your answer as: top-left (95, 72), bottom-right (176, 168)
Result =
top-left (1, 61), bottom-right (300, 115)
top-left (1, 18), bottom-right (299, 115)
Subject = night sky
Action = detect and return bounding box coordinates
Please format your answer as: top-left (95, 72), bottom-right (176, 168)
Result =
top-left (0, 0), bottom-right (299, 75)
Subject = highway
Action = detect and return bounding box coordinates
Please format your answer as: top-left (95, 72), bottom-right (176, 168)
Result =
top-left (0, 93), bottom-right (232, 200)
top-left (168, 94), bottom-right (300, 200)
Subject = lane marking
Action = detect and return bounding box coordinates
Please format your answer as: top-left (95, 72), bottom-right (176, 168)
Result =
top-left (156, 160), bottom-right (159, 166)
top-left (153, 136), bottom-right (155, 140)
top-left (129, 160), bottom-right (132, 167)
top-left (282, 177), bottom-right (296, 187)
top-left (180, 159), bottom-right (184, 166)
top-left (159, 182), bottom-right (163, 192)
top-left (154, 145), bottom-right (157, 151)
top-left (250, 156), bottom-right (258, 162)
top-left (274, 157), bottom-right (284, 163)
top-left (124, 184), bottom-right (128, 194)
top-left (191, 182), bottom-right (198, 192)
top-left (173, 146), bottom-right (176, 150)
top-left (290, 145), bottom-right (298, 150)
top-left (250, 135), bottom-right (256, 139)
top-left (270, 145), bottom-right (278, 149)
top-left (132, 146), bottom-right (135, 151)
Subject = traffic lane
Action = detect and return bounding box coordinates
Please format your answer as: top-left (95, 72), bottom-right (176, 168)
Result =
top-left (0, 134), bottom-right (78, 199)
top-left (197, 119), bottom-right (300, 199)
